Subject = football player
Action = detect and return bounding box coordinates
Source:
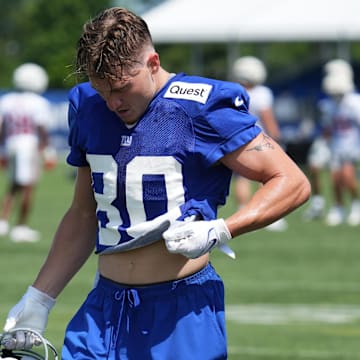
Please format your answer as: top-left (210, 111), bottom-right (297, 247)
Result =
top-left (303, 59), bottom-right (354, 221)
top-left (2, 7), bottom-right (310, 359)
top-left (0, 63), bottom-right (56, 242)
top-left (231, 55), bottom-right (288, 231)
top-left (321, 71), bottom-right (360, 226)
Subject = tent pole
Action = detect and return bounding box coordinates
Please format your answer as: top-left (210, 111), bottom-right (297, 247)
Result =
top-left (226, 42), bottom-right (240, 80)
top-left (336, 40), bottom-right (351, 61)
top-left (191, 44), bottom-right (204, 75)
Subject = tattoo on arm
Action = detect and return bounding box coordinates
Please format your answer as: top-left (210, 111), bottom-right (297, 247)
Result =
top-left (246, 134), bottom-right (274, 152)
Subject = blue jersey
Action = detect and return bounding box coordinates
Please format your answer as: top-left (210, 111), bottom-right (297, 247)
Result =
top-left (67, 73), bottom-right (260, 254)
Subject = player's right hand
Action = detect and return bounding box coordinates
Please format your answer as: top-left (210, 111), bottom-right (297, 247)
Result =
top-left (163, 218), bottom-right (233, 259)
top-left (42, 146), bottom-right (58, 170)
top-left (3, 286), bottom-right (56, 350)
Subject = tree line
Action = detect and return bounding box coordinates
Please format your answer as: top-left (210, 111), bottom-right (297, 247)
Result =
top-left (1, 0), bottom-right (359, 90)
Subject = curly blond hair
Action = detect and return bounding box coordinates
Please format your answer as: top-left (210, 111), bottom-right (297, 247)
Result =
top-left (76, 7), bottom-right (153, 81)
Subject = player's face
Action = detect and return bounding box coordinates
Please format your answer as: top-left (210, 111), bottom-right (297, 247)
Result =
top-left (90, 53), bottom-right (159, 125)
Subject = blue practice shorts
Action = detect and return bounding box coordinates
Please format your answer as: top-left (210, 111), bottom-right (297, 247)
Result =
top-left (62, 263), bottom-right (227, 360)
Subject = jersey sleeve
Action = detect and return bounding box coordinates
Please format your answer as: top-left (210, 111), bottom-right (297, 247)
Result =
top-left (66, 84), bottom-right (90, 167)
top-left (194, 82), bottom-right (261, 165)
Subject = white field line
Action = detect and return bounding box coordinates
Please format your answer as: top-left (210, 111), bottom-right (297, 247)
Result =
top-left (226, 280), bottom-right (360, 292)
top-left (228, 345), bottom-right (360, 359)
top-left (226, 304), bottom-right (360, 324)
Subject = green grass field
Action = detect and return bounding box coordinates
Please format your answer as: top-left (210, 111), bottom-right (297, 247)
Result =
top-left (1, 162), bottom-right (360, 359)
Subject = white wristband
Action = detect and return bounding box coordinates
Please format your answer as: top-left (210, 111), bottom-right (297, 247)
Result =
top-left (215, 219), bottom-right (232, 245)
top-left (214, 219), bottom-right (235, 259)
top-left (27, 286), bottom-right (56, 311)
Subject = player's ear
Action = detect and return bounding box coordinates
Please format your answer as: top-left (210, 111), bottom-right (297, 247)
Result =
top-left (147, 52), bottom-right (160, 74)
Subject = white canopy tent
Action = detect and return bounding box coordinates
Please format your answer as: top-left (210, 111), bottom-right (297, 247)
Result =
top-left (143, 0), bottom-right (360, 43)
top-left (143, 0), bottom-right (360, 77)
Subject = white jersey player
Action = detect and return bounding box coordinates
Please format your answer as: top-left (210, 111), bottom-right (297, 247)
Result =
top-left (321, 73), bottom-right (360, 226)
top-left (0, 63), bottom-right (55, 242)
top-left (232, 55), bottom-right (287, 231)
top-left (303, 58), bottom-right (355, 221)
top-left (232, 56), bottom-right (281, 139)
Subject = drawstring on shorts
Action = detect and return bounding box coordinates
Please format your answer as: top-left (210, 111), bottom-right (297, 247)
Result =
top-left (112, 288), bottom-right (141, 349)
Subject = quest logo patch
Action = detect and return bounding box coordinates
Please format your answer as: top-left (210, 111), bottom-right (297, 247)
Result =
top-left (164, 81), bottom-right (212, 104)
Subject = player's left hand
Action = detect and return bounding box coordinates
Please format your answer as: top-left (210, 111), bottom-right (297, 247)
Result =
top-left (163, 219), bottom-right (232, 259)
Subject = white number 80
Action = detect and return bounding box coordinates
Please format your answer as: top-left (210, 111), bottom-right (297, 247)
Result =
top-left (87, 154), bottom-right (184, 246)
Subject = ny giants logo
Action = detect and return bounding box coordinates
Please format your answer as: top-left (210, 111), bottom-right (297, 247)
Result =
top-left (120, 135), bottom-right (132, 146)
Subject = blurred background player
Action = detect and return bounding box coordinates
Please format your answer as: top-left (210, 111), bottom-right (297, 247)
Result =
top-left (0, 63), bottom-right (56, 242)
top-left (232, 55), bottom-right (287, 231)
top-left (303, 59), bottom-right (360, 225)
top-left (320, 69), bottom-right (360, 226)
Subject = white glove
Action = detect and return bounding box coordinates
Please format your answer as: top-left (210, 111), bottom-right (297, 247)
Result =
top-left (3, 286), bottom-right (55, 350)
top-left (163, 218), bottom-right (235, 259)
